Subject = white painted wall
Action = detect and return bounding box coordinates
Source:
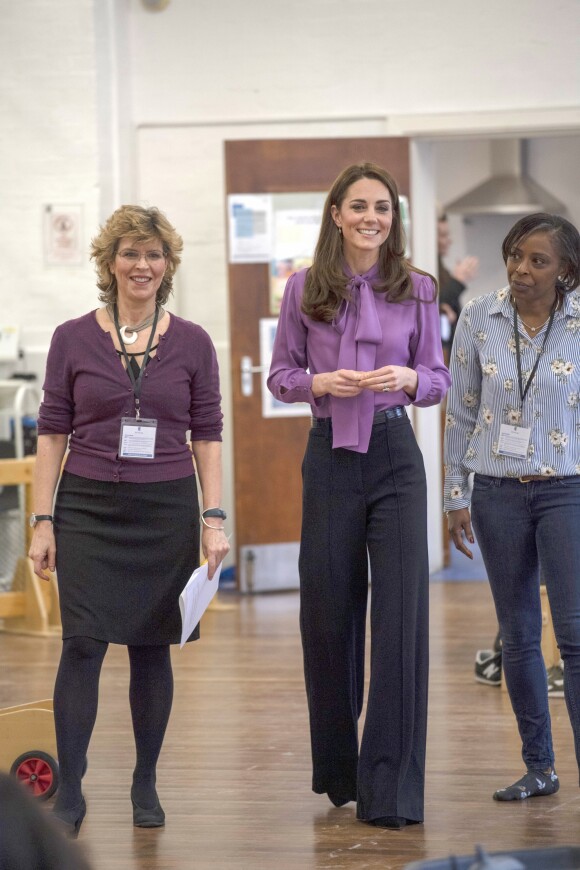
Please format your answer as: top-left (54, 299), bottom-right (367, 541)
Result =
top-left (127, 0), bottom-right (580, 122)
top-left (0, 0), bottom-right (100, 354)
top-left (2, 0), bottom-right (579, 572)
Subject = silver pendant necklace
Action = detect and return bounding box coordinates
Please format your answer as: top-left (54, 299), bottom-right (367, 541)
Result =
top-left (510, 295), bottom-right (557, 334)
top-left (107, 304), bottom-right (165, 345)
top-left (519, 315), bottom-right (549, 333)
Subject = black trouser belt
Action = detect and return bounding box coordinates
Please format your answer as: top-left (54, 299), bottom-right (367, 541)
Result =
top-left (311, 406), bottom-right (407, 429)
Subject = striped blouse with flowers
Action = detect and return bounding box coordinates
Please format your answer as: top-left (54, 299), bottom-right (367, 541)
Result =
top-left (443, 286), bottom-right (580, 511)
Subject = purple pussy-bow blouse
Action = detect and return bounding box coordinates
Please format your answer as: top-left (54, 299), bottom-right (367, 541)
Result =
top-left (267, 264), bottom-right (450, 453)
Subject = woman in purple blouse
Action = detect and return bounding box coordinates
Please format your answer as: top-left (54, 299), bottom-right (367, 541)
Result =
top-left (268, 163), bottom-right (450, 828)
top-left (28, 206), bottom-right (229, 837)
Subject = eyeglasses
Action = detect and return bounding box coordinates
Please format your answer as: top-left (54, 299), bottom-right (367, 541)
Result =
top-left (117, 250), bottom-right (166, 263)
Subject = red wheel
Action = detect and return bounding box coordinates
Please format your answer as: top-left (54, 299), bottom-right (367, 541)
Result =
top-left (10, 750), bottom-right (59, 800)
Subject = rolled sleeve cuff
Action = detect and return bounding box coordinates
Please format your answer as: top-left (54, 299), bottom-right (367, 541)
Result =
top-left (413, 365), bottom-right (449, 407)
top-left (275, 371), bottom-right (315, 404)
top-left (189, 428), bottom-right (222, 442)
top-left (413, 368), bottom-right (433, 404)
top-left (443, 471), bottom-right (471, 511)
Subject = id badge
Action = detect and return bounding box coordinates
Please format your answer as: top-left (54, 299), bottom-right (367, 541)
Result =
top-left (119, 417), bottom-right (158, 459)
top-left (497, 423), bottom-right (531, 459)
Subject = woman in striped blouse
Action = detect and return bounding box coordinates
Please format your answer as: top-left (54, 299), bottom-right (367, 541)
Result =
top-left (444, 212), bottom-right (580, 803)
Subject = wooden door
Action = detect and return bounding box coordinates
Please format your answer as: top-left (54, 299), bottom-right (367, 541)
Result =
top-left (226, 138), bottom-right (410, 590)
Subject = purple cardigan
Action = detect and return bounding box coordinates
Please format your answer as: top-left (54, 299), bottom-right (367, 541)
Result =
top-left (267, 265), bottom-right (450, 452)
top-left (37, 311), bottom-right (223, 483)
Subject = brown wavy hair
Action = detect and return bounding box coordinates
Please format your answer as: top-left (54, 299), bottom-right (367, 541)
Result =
top-left (91, 205), bottom-right (183, 305)
top-left (302, 163), bottom-right (435, 322)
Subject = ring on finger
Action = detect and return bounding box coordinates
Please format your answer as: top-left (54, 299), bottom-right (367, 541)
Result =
top-left (382, 382), bottom-right (390, 392)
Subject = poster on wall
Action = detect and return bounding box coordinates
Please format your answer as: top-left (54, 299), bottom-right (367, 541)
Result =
top-left (227, 194), bottom-right (273, 263)
top-left (259, 317), bottom-right (311, 419)
top-left (44, 204), bottom-right (83, 266)
top-left (269, 193), bottom-right (326, 315)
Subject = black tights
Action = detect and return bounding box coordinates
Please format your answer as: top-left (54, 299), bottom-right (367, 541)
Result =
top-left (53, 637), bottom-right (173, 811)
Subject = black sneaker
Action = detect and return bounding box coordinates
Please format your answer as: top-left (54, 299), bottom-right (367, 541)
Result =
top-left (547, 660), bottom-right (564, 698)
top-left (474, 649), bottom-right (502, 686)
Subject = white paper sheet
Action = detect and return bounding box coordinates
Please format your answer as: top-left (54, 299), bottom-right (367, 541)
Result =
top-left (178, 561), bottom-right (222, 648)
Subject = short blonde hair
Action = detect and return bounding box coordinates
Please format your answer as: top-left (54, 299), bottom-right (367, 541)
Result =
top-left (91, 205), bottom-right (183, 305)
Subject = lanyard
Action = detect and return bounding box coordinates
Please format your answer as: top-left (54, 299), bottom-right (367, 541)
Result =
top-left (113, 303), bottom-right (159, 419)
top-left (513, 303), bottom-right (555, 406)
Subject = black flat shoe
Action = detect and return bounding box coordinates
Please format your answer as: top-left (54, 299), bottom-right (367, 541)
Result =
top-left (131, 790), bottom-right (165, 828)
top-left (328, 792), bottom-right (353, 808)
top-left (53, 797), bottom-right (86, 839)
top-left (369, 816), bottom-right (407, 829)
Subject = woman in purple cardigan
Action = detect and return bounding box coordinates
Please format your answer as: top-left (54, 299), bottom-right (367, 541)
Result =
top-left (28, 205), bottom-right (229, 837)
top-left (268, 163), bottom-right (450, 828)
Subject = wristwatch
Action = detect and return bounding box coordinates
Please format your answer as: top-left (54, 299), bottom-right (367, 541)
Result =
top-left (29, 514), bottom-right (54, 528)
top-left (201, 508), bottom-right (227, 521)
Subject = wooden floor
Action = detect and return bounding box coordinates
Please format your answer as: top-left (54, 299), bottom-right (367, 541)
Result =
top-left (1, 581), bottom-right (579, 870)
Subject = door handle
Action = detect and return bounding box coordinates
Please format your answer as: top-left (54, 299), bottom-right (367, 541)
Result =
top-left (240, 355), bottom-right (268, 397)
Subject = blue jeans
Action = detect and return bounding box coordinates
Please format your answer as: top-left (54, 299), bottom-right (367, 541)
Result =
top-left (471, 474), bottom-right (580, 776)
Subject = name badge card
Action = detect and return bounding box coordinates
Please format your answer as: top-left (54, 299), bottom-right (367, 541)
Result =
top-left (119, 417), bottom-right (158, 459)
top-left (497, 423), bottom-right (531, 459)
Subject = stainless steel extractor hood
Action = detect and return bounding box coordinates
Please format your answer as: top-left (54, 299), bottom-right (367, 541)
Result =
top-left (445, 139), bottom-right (566, 216)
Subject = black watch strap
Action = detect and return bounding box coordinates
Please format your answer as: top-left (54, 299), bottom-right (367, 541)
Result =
top-left (201, 508), bottom-right (227, 521)
top-left (30, 513), bottom-right (54, 527)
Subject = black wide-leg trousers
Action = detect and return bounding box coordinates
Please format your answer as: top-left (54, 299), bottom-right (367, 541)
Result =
top-left (299, 413), bottom-right (429, 822)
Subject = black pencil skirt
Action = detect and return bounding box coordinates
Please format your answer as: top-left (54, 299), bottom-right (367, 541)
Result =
top-left (53, 471), bottom-right (200, 646)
